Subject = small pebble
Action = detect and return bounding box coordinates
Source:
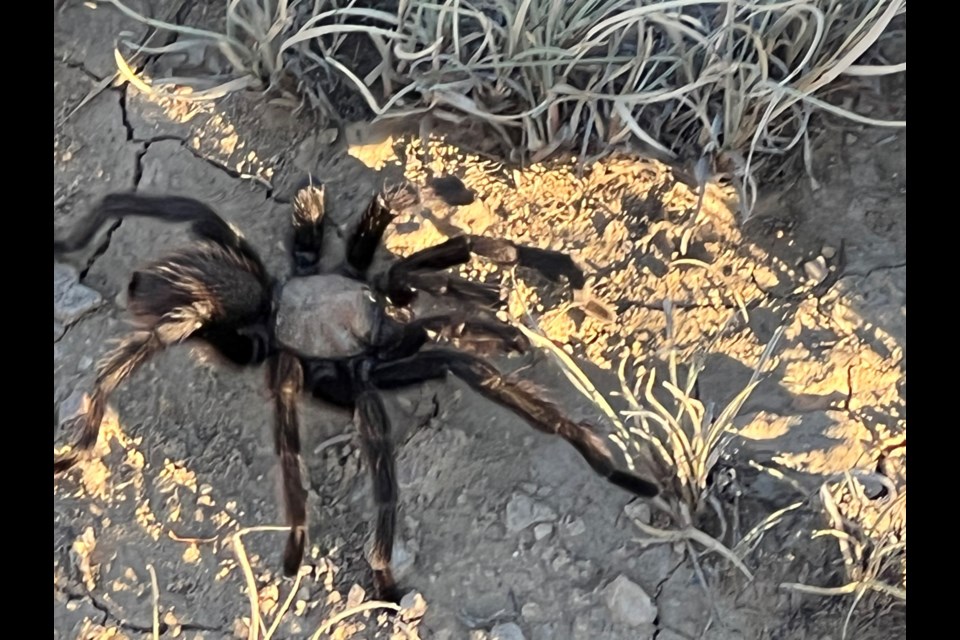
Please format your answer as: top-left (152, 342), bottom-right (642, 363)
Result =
top-left (521, 602), bottom-right (544, 622)
top-left (533, 523), bottom-right (553, 541)
top-left (505, 493), bottom-right (558, 533)
top-left (490, 622), bottom-right (526, 640)
top-left (54, 262), bottom-right (103, 326)
top-left (346, 584), bottom-right (365, 607)
top-left (603, 575), bottom-right (658, 626)
top-left (803, 255), bottom-right (829, 285)
top-left (624, 501), bottom-right (652, 525)
top-left (399, 591), bottom-right (428, 622)
top-left (563, 518), bottom-right (586, 537)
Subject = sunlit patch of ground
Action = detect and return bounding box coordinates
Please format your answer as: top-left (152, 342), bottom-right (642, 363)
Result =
top-left (346, 128), bottom-right (906, 604)
top-left (56, 400), bottom-right (428, 639)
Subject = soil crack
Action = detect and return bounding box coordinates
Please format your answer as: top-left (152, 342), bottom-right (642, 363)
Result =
top-left (118, 88), bottom-right (135, 142)
top-left (56, 57), bottom-right (104, 82)
top-left (845, 260), bottom-right (907, 280)
top-left (61, 587), bottom-right (170, 635)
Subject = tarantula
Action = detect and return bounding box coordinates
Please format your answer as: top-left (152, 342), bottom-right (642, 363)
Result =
top-left (53, 179), bottom-right (659, 601)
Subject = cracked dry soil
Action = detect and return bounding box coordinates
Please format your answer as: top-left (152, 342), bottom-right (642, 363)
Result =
top-left (55, 3), bottom-right (905, 640)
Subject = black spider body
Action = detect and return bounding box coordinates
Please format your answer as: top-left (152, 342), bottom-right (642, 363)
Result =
top-left (54, 180), bottom-right (659, 602)
top-left (275, 274), bottom-right (381, 359)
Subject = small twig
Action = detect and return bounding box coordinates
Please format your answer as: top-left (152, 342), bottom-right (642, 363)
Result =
top-left (313, 433), bottom-right (354, 455)
top-left (231, 526), bottom-right (291, 640)
top-left (309, 601), bottom-right (402, 640)
top-left (632, 520), bottom-right (754, 580)
top-left (780, 580), bottom-right (905, 601)
top-left (735, 501), bottom-right (804, 557)
top-left (146, 563), bottom-right (160, 640)
top-left (264, 569), bottom-right (305, 640)
top-left (167, 529), bottom-right (219, 544)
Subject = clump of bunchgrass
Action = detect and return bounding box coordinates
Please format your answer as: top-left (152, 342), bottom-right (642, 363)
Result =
top-left (614, 302), bottom-right (783, 578)
top-left (516, 297), bottom-right (784, 584)
top-left (781, 475), bottom-right (905, 639)
top-left (105, 0), bottom-right (905, 216)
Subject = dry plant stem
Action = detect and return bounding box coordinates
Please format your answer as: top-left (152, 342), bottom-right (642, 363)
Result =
top-left (264, 569), bottom-right (305, 640)
top-left (746, 460), bottom-right (807, 496)
top-left (780, 580), bottom-right (905, 601)
top-left (632, 519), bottom-right (753, 580)
top-left (146, 563), bottom-right (160, 640)
top-left (309, 601), bottom-right (403, 640)
top-left (232, 526), bottom-right (291, 640)
top-left (734, 501), bottom-right (804, 557)
top-left (314, 433), bottom-right (353, 454)
top-left (166, 530), bottom-right (219, 544)
top-left (778, 479), bottom-right (905, 639)
top-left (57, 0), bottom-right (186, 128)
top-left (820, 482), bottom-right (858, 574)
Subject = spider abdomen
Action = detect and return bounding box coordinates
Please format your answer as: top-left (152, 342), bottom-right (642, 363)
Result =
top-left (275, 274), bottom-right (380, 359)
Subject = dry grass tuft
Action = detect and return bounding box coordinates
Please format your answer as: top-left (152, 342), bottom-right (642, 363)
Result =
top-left (515, 298), bottom-right (784, 586)
top-left (781, 476), bottom-right (905, 639)
top-left (105, 0), bottom-right (905, 216)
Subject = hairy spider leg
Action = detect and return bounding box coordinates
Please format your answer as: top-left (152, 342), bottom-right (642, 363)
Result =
top-left (55, 239), bottom-right (273, 473)
top-left (376, 235), bottom-right (585, 307)
top-left (54, 322), bottom-right (194, 474)
top-left (406, 313), bottom-right (530, 356)
top-left (354, 389), bottom-right (401, 602)
top-left (268, 351), bottom-right (310, 576)
top-left (299, 357), bottom-right (402, 602)
top-left (372, 349), bottom-right (660, 498)
top-left (54, 193), bottom-right (263, 268)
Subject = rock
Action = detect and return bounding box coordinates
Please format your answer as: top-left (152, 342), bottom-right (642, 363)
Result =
top-left (399, 591), bottom-right (427, 622)
top-left (58, 390), bottom-right (89, 429)
top-left (346, 584), bottom-right (365, 607)
top-left (562, 517), bottom-right (586, 537)
top-left (624, 501), bottom-right (652, 525)
top-left (54, 262), bottom-right (103, 326)
top-left (602, 575), bottom-right (658, 627)
top-left (531, 623), bottom-right (566, 640)
top-left (821, 245), bottom-right (837, 259)
top-left (505, 494), bottom-right (557, 533)
top-left (521, 602), bottom-right (544, 623)
top-left (803, 255), bottom-right (829, 286)
top-left (490, 622), bottom-right (526, 640)
top-left (428, 175), bottom-right (476, 207)
top-left (533, 523), bottom-right (553, 541)
top-left (54, 321), bottom-right (65, 342)
top-left (392, 538), bottom-right (417, 581)
top-left (651, 565), bottom-right (707, 636)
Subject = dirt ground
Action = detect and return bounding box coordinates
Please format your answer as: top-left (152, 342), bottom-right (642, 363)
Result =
top-left (54, 2), bottom-right (905, 639)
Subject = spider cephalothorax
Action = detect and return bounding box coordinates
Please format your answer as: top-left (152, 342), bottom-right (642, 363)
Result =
top-left (53, 178), bottom-right (659, 601)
